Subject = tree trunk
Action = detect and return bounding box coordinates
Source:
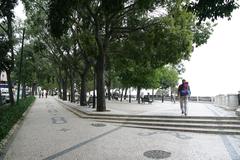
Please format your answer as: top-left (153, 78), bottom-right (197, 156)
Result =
top-left (137, 86), bottom-right (141, 104)
top-left (124, 88), bottom-right (128, 100)
top-left (57, 69), bottom-right (63, 99)
top-left (80, 73), bottom-right (87, 106)
top-left (152, 89), bottom-right (154, 102)
top-left (58, 79), bottom-right (62, 99)
top-left (129, 88), bottom-right (131, 103)
top-left (120, 88), bottom-right (124, 101)
top-left (22, 82), bottom-right (26, 99)
top-left (6, 70), bottom-right (14, 105)
top-left (70, 70), bottom-right (75, 102)
top-left (106, 79), bottom-right (111, 100)
top-left (5, 15), bottom-right (14, 105)
top-left (96, 53), bottom-right (106, 111)
top-left (62, 75), bottom-right (67, 101)
top-left (80, 63), bottom-right (90, 106)
top-left (31, 82), bottom-right (36, 96)
top-left (162, 93), bottom-right (164, 103)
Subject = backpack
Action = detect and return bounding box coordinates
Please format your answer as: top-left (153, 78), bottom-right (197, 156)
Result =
top-left (179, 82), bottom-right (190, 96)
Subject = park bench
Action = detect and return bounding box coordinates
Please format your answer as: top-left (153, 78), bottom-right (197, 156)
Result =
top-left (113, 95), bottom-right (119, 100)
top-left (112, 92), bottom-right (119, 100)
top-left (141, 96), bottom-right (153, 104)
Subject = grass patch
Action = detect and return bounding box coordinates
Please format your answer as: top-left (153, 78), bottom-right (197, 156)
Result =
top-left (0, 96), bottom-right (35, 142)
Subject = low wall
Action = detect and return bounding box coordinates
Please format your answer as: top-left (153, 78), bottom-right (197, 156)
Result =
top-left (154, 95), bottom-right (214, 103)
top-left (214, 94), bottom-right (239, 111)
top-left (189, 96), bottom-right (214, 103)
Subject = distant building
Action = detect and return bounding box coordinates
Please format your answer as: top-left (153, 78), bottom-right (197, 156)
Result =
top-left (0, 71), bottom-right (7, 82)
top-left (0, 72), bottom-right (8, 93)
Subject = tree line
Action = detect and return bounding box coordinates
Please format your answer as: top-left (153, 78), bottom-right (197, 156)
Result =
top-left (0, 0), bottom-right (238, 110)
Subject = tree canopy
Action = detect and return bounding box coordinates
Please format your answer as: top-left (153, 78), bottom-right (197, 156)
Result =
top-left (1, 0), bottom-right (236, 110)
top-left (188, 0), bottom-right (239, 24)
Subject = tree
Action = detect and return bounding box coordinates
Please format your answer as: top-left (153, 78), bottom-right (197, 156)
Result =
top-left (188, 0), bottom-right (239, 24)
top-left (23, 0), bottom-right (100, 105)
top-left (48, 0), bottom-right (175, 111)
top-left (0, 0), bottom-right (18, 105)
top-left (109, 6), bottom-right (197, 103)
top-left (49, 0), bottom-right (220, 111)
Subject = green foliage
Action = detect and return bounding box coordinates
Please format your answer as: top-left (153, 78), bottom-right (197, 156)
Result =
top-left (110, 4), bottom-right (192, 89)
top-left (48, 0), bottom-right (77, 37)
top-left (12, 41), bottom-right (58, 90)
top-left (188, 0), bottom-right (239, 24)
top-left (192, 22), bottom-right (215, 47)
top-left (14, 44), bottom-right (35, 83)
top-left (0, 36), bottom-right (11, 71)
top-left (136, 0), bottom-right (163, 11)
top-left (157, 66), bottom-right (179, 89)
top-left (0, 0), bottom-right (18, 71)
top-left (0, 0), bottom-right (17, 18)
top-left (102, 0), bottom-right (124, 14)
top-left (0, 96), bottom-right (35, 142)
top-left (149, 9), bottom-right (194, 65)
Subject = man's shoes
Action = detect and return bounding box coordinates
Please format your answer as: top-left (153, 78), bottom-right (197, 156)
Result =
top-left (184, 113), bottom-right (187, 116)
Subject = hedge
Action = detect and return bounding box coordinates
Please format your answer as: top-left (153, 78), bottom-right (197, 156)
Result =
top-left (0, 96), bottom-right (36, 142)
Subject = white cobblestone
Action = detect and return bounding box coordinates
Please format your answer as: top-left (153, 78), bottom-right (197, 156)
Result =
top-left (3, 97), bottom-right (240, 160)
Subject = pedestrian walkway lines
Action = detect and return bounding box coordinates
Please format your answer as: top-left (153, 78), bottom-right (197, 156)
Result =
top-left (221, 135), bottom-right (240, 160)
top-left (3, 97), bottom-right (240, 160)
top-left (206, 104), bottom-right (240, 159)
top-left (42, 126), bottom-right (122, 160)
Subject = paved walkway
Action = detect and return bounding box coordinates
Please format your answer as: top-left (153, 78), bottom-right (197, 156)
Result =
top-left (2, 96), bottom-right (240, 160)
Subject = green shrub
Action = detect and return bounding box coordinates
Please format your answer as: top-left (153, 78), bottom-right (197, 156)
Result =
top-left (0, 96), bottom-right (36, 142)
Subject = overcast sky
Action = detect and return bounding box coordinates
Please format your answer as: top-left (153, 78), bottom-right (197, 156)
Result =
top-left (182, 8), bottom-right (240, 96)
top-left (14, 1), bottom-right (240, 97)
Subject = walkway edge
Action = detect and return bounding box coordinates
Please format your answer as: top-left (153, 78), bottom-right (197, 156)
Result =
top-left (0, 99), bottom-right (36, 158)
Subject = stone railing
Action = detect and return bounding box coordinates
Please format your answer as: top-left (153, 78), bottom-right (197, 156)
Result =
top-left (214, 94), bottom-right (240, 116)
top-left (189, 96), bottom-right (214, 103)
top-left (153, 95), bottom-right (214, 103)
top-left (214, 94), bottom-right (239, 110)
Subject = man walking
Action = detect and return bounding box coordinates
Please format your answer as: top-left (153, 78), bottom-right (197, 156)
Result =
top-left (178, 79), bottom-right (191, 116)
